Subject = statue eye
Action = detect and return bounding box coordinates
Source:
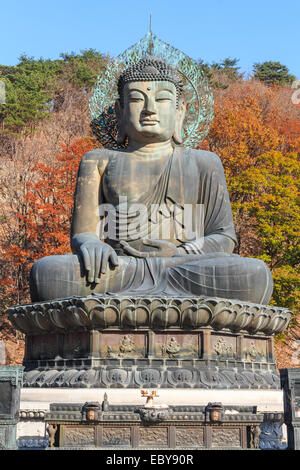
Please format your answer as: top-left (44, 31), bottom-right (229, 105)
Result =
top-left (156, 93), bottom-right (173, 102)
top-left (128, 93), bottom-right (144, 102)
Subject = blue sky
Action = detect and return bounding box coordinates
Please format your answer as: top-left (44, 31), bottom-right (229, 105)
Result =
top-left (0, 0), bottom-right (299, 78)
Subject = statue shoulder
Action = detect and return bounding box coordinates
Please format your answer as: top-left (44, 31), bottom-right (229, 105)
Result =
top-left (79, 148), bottom-right (110, 174)
top-left (181, 148), bottom-right (225, 175)
top-left (190, 149), bottom-right (223, 169)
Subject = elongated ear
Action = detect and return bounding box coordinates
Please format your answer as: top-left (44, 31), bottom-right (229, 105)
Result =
top-left (115, 99), bottom-right (127, 144)
top-left (173, 99), bottom-right (186, 145)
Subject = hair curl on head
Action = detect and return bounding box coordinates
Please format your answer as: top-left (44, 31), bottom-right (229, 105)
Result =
top-left (117, 57), bottom-right (184, 108)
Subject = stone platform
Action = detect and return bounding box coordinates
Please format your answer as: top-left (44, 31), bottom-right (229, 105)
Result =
top-left (7, 294), bottom-right (291, 389)
top-left (16, 387), bottom-right (288, 449)
top-left (45, 401), bottom-right (264, 449)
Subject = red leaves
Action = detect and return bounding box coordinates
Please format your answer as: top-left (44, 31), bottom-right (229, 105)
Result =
top-left (1, 137), bottom-right (95, 296)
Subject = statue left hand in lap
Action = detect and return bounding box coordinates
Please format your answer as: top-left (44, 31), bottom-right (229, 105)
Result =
top-left (30, 58), bottom-right (273, 305)
top-left (121, 239), bottom-right (181, 258)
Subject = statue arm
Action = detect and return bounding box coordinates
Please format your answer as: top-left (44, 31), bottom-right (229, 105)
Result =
top-left (179, 234), bottom-right (235, 255)
top-left (71, 150), bottom-right (106, 244)
top-left (70, 150), bottom-right (118, 283)
top-left (179, 151), bottom-right (237, 255)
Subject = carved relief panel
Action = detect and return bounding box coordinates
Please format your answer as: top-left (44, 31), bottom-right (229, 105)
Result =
top-left (211, 334), bottom-right (237, 360)
top-left (154, 333), bottom-right (199, 358)
top-left (211, 428), bottom-right (241, 448)
top-left (63, 426), bottom-right (95, 447)
top-left (176, 427), bottom-right (204, 448)
top-left (243, 337), bottom-right (267, 362)
top-left (139, 426), bottom-right (168, 447)
top-left (101, 332), bottom-right (146, 358)
top-left (102, 426), bottom-right (131, 446)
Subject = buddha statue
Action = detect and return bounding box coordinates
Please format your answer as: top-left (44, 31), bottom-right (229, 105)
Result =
top-left (30, 57), bottom-right (273, 304)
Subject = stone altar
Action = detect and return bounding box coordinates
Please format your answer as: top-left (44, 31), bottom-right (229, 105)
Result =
top-left (44, 396), bottom-right (264, 449)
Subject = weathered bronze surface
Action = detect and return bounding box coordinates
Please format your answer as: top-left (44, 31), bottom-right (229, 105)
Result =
top-left (29, 57), bottom-right (274, 305)
top-left (8, 294), bottom-right (290, 389)
top-left (7, 56), bottom-right (292, 390)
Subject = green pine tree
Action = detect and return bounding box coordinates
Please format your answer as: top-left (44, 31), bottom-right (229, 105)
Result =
top-left (253, 61), bottom-right (296, 86)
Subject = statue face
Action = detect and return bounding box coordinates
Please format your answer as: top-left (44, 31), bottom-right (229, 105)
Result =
top-left (122, 81), bottom-right (178, 143)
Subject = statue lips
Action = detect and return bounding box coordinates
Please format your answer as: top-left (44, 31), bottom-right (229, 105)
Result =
top-left (140, 118), bottom-right (159, 126)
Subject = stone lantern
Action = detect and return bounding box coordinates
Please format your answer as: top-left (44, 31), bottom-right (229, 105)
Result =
top-left (82, 402), bottom-right (100, 422)
top-left (205, 402), bottom-right (224, 423)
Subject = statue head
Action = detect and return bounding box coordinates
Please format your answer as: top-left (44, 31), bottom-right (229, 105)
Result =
top-left (115, 57), bottom-right (186, 146)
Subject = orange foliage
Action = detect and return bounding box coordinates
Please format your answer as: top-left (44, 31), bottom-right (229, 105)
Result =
top-left (203, 80), bottom-right (300, 177)
top-left (0, 137), bottom-right (96, 307)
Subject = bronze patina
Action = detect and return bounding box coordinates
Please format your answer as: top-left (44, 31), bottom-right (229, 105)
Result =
top-left (30, 57), bottom-right (273, 305)
top-left (7, 42), bottom-right (292, 390)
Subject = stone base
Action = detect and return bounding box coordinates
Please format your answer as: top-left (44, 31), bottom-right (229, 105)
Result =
top-left (22, 360), bottom-right (281, 390)
top-left (7, 295), bottom-right (291, 390)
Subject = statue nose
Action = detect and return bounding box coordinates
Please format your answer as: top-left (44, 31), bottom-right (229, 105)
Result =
top-left (143, 108), bottom-right (156, 115)
top-left (143, 97), bottom-right (157, 115)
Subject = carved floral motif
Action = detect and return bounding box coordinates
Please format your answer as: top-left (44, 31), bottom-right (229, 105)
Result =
top-left (7, 295), bottom-right (291, 336)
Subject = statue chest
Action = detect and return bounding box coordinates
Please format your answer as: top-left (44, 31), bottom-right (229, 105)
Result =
top-left (102, 156), bottom-right (170, 206)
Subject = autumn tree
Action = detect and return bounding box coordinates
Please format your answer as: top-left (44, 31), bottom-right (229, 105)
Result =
top-left (0, 137), bottom-right (96, 311)
top-left (229, 151), bottom-right (299, 313)
top-left (202, 80), bottom-right (300, 316)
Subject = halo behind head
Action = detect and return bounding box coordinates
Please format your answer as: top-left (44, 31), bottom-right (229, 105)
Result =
top-left (89, 32), bottom-right (214, 149)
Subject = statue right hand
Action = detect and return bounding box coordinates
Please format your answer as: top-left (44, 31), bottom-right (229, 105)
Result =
top-left (72, 234), bottom-right (119, 283)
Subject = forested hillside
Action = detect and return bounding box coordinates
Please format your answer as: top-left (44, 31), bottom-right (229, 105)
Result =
top-left (0, 51), bottom-right (299, 367)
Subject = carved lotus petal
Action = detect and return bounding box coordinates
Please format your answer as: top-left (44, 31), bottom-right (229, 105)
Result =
top-left (65, 305), bottom-right (90, 327)
top-left (33, 309), bottom-right (53, 332)
top-left (89, 304), bottom-right (119, 328)
top-left (121, 304), bottom-right (149, 327)
top-left (248, 311), bottom-right (270, 334)
top-left (182, 303), bottom-right (212, 328)
top-left (261, 311), bottom-right (289, 335)
top-left (8, 310), bottom-right (29, 334)
top-left (151, 305), bottom-right (180, 328)
top-left (24, 307), bottom-right (45, 333)
top-left (275, 313), bottom-right (291, 333)
top-left (211, 305), bottom-right (236, 330)
top-left (48, 308), bottom-right (69, 330)
top-left (229, 306), bottom-right (254, 332)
